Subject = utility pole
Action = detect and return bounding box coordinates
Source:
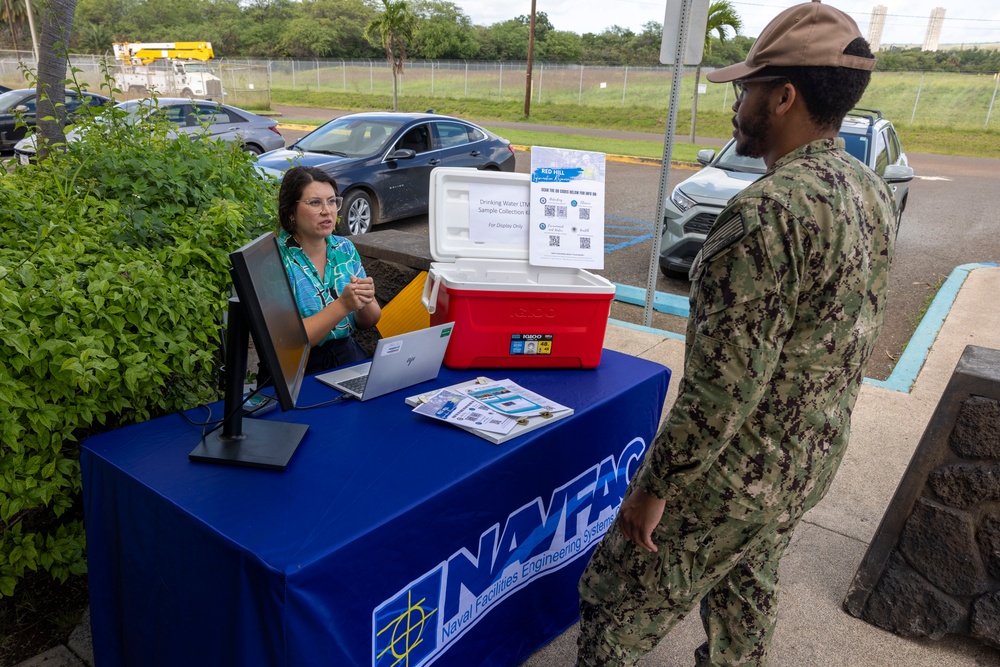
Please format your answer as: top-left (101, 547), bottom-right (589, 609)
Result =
top-left (524, 0), bottom-right (536, 118)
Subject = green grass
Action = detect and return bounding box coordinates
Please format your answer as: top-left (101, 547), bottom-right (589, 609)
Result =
top-left (271, 74), bottom-right (1000, 159)
top-left (481, 128), bottom-right (709, 163)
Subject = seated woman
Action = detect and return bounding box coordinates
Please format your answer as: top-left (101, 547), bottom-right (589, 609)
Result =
top-left (276, 165), bottom-right (382, 374)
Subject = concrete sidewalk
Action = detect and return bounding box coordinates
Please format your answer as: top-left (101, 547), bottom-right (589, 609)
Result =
top-left (525, 263), bottom-right (1000, 667)
top-left (20, 265), bottom-right (1000, 667)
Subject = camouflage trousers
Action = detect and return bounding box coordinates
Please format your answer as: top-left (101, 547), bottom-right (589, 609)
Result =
top-left (576, 496), bottom-right (798, 666)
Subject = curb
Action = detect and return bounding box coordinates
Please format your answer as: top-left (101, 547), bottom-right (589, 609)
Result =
top-left (611, 263), bottom-right (1000, 395)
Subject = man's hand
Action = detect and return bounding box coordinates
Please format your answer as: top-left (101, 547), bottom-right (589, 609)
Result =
top-left (618, 489), bottom-right (666, 552)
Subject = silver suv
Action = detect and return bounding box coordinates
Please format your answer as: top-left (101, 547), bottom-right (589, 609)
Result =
top-left (659, 109), bottom-right (914, 278)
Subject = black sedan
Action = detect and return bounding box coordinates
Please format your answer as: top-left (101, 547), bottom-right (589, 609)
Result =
top-left (256, 112), bottom-right (516, 234)
top-left (0, 88), bottom-right (111, 152)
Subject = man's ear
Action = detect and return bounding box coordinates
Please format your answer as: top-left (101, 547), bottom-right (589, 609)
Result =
top-left (773, 82), bottom-right (797, 118)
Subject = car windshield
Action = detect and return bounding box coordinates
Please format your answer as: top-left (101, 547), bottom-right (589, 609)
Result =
top-left (712, 126), bottom-right (874, 174)
top-left (115, 100), bottom-right (164, 125)
top-left (713, 141), bottom-right (768, 174)
top-left (296, 117), bottom-right (403, 158)
top-left (841, 133), bottom-right (869, 163)
top-left (0, 90), bottom-right (26, 111)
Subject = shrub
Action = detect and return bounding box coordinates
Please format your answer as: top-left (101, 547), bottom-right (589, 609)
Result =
top-left (0, 84), bottom-right (277, 597)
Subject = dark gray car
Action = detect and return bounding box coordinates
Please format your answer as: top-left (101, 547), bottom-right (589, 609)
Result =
top-left (256, 112), bottom-right (516, 235)
top-left (0, 88), bottom-right (110, 152)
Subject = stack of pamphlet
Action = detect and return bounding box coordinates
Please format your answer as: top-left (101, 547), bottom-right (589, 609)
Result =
top-left (405, 378), bottom-right (573, 444)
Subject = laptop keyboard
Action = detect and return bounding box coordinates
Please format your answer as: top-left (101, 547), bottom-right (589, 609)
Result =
top-left (338, 374), bottom-right (369, 395)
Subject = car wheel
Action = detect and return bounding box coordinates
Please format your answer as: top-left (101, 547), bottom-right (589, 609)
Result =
top-left (181, 88), bottom-right (194, 98)
top-left (338, 190), bottom-right (376, 236)
top-left (243, 143), bottom-right (263, 155)
top-left (128, 85), bottom-right (148, 96)
top-left (659, 265), bottom-right (690, 280)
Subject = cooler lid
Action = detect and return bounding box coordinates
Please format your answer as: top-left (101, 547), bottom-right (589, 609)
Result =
top-left (429, 167), bottom-right (531, 262)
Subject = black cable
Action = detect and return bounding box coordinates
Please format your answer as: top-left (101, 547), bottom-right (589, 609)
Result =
top-left (293, 394), bottom-right (353, 410)
top-left (177, 386), bottom-right (278, 440)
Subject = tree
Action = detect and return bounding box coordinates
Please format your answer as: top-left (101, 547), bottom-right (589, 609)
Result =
top-left (580, 26), bottom-right (635, 66)
top-left (690, 0), bottom-right (741, 142)
top-left (364, 0), bottom-right (415, 111)
top-left (35, 0), bottom-right (77, 159)
top-left (537, 30), bottom-right (582, 63)
top-left (0, 0), bottom-right (28, 51)
top-left (480, 19), bottom-right (529, 61)
top-left (410, 0), bottom-right (478, 60)
top-left (72, 20), bottom-right (114, 54)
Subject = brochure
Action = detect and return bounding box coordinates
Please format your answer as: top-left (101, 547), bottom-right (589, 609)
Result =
top-left (461, 379), bottom-right (571, 417)
top-left (412, 389), bottom-right (517, 435)
top-left (405, 377), bottom-right (575, 445)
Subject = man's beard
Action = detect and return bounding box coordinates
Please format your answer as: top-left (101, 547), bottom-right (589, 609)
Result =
top-left (734, 95), bottom-right (771, 159)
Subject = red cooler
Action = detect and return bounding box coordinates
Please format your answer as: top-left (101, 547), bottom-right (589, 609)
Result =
top-left (421, 168), bottom-right (615, 369)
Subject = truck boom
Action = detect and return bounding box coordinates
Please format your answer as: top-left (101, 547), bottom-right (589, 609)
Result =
top-left (112, 42), bottom-right (216, 65)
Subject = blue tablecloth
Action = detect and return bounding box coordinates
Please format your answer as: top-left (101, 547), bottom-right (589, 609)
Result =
top-left (82, 349), bottom-right (670, 667)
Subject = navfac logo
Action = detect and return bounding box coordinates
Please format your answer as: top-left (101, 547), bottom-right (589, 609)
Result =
top-left (371, 436), bottom-right (647, 667)
top-left (373, 568), bottom-right (442, 667)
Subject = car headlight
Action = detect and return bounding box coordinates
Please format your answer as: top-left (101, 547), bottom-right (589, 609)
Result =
top-left (670, 187), bottom-right (698, 212)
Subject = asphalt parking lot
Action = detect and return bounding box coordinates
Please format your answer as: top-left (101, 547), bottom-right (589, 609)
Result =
top-left (276, 112), bottom-right (1000, 381)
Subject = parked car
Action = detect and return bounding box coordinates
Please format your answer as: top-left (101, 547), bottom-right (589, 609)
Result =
top-left (659, 108), bottom-right (914, 278)
top-left (0, 88), bottom-right (111, 152)
top-left (255, 111), bottom-right (516, 235)
top-left (13, 98), bottom-right (284, 163)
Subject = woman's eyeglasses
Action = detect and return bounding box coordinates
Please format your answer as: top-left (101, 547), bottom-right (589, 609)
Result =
top-left (298, 196), bottom-right (343, 210)
top-left (732, 76), bottom-right (788, 102)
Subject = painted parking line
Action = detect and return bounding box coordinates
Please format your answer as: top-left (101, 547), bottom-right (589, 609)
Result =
top-left (612, 262), bottom-right (999, 394)
top-left (605, 215), bottom-right (654, 252)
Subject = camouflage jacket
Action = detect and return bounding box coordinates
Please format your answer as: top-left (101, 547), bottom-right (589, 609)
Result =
top-left (636, 137), bottom-right (898, 522)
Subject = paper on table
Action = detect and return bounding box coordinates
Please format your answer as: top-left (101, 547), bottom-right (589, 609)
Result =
top-left (412, 389), bottom-right (517, 434)
top-left (462, 380), bottom-right (571, 417)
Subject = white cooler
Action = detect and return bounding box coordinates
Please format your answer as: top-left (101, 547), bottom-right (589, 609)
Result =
top-left (421, 168), bottom-right (615, 369)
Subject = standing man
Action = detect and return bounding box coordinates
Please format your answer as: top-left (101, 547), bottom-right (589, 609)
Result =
top-left (577, 2), bottom-right (898, 665)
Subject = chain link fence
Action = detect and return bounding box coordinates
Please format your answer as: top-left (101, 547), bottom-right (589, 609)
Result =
top-left (2, 51), bottom-right (998, 129)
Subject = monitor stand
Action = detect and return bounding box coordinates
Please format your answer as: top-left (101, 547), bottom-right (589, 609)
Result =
top-left (189, 419), bottom-right (308, 471)
top-left (189, 297), bottom-right (307, 471)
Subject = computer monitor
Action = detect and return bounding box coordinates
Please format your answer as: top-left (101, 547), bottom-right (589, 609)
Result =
top-left (189, 232), bottom-right (310, 470)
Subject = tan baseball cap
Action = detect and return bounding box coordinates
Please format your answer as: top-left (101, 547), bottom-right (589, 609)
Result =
top-left (706, 0), bottom-right (875, 83)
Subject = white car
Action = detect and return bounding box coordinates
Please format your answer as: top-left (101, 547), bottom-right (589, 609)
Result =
top-left (659, 109), bottom-right (914, 278)
top-left (14, 98), bottom-right (284, 164)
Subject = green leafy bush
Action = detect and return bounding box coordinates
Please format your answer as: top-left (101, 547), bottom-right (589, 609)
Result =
top-left (0, 87), bottom-right (277, 597)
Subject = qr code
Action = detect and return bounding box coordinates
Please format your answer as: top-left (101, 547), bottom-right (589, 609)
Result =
top-left (549, 235), bottom-right (560, 247)
top-left (544, 204), bottom-right (556, 217)
top-left (579, 208), bottom-right (591, 220)
top-left (556, 206), bottom-right (568, 218)
top-left (580, 237), bottom-right (591, 249)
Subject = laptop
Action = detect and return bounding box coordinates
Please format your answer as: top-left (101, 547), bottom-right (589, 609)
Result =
top-left (315, 322), bottom-right (455, 401)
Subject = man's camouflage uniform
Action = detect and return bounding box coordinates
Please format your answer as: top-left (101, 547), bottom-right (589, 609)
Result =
top-left (578, 137), bottom-right (897, 666)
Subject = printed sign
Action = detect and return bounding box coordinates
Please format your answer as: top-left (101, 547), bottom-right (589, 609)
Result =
top-left (529, 147), bottom-right (606, 269)
top-left (371, 436), bottom-right (648, 667)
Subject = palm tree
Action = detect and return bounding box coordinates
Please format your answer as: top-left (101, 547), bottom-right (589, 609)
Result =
top-left (364, 0), bottom-right (416, 112)
top-left (1, 0), bottom-right (27, 53)
top-left (35, 0), bottom-right (76, 158)
top-left (690, 0), bottom-right (742, 142)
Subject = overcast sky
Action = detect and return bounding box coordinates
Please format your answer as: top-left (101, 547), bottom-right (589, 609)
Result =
top-left (453, 0), bottom-right (1000, 48)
